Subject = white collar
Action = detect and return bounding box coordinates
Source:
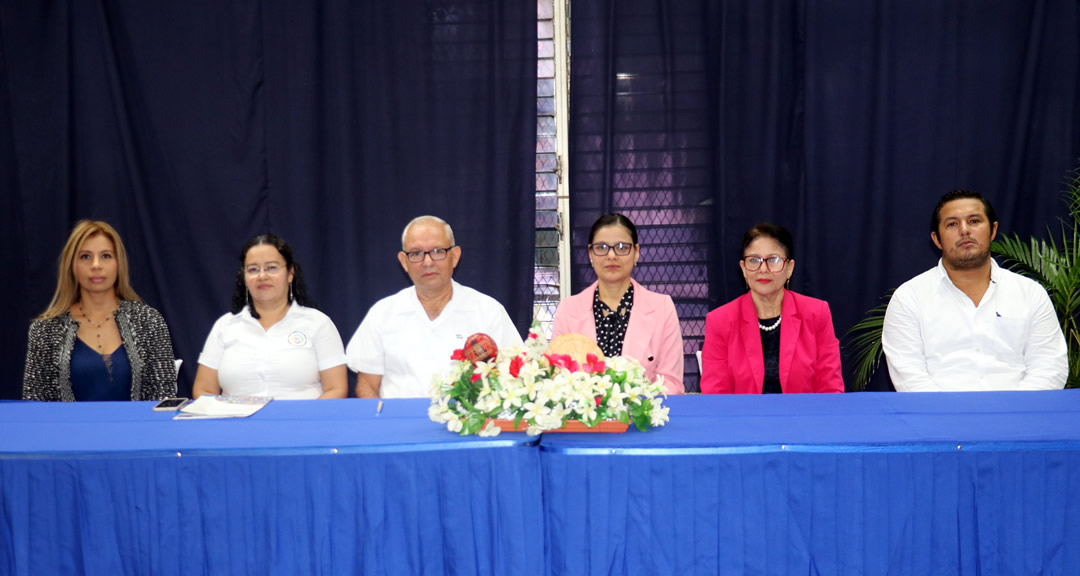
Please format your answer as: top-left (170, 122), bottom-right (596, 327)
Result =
top-left (934, 257), bottom-right (1000, 290)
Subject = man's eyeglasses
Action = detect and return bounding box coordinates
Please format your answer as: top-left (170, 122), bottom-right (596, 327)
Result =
top-left (742, 256), bottom-right (790, 272)
top-left (244, 264), bottom-right (285, 276)
top-left (402, 246), bottom-right (455, 263)
top-left (589, 242), bottom-right (635, 257)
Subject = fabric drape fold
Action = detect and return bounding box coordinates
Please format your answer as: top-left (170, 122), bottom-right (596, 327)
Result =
top-left (0, 0), bottom-right (537, 399)
top-left (570, 0), bottom-right (1080, 392)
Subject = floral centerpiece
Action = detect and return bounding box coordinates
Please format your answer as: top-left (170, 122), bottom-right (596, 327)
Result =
top-left (428, 328), bottom-right (670, 436)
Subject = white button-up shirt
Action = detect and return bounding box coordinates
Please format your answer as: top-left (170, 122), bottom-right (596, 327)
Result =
top-left (882, 259), bottom-right (1067, 391)
top-left (346, 281), bottom-right (522, 398)
top-left (198, 303), bottom-right (347, 399)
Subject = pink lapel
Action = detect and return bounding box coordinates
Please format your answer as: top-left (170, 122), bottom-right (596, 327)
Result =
top-left (570, 282), bottom-right (599, 341)
top-left (778, 291), bottom-right (801, 389)
top-left (623, 282), bottom-right (656, 362)
top-left (739, 294), bottom-right (764, 388)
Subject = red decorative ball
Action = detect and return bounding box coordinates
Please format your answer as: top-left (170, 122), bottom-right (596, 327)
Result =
top-left (463, 333), bottom-right (498, 363)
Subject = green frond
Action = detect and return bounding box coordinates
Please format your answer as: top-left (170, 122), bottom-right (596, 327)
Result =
top-left (1001, 157), bottom-right (1080, 388)
top-left (1065, 163), bottom-right (1080, 222)
top-left (844, 291), bottom-right (893, 392)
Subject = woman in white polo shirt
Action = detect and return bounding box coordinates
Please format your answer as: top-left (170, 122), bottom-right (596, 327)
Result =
top-left (192, 234), bottom-right (348, 399)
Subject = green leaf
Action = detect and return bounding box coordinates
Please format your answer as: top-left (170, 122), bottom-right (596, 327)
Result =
top-left (843, 291), bottom-right (893, 391)
top-left (628, 398), bottom-right (652, 431)
top-left (461, 413), bottom-right (486, 436)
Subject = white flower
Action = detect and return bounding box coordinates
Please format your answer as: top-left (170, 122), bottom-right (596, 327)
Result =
top-left (477, 420), bottom-right (501, 437)
top-left (428, 398), bottom-right (454, 424)
top-left (649, 403), bottom-right (670, 426)
top-left (534, 405), bottom-right (565, 430)
top-left (431, 344), bottom-right (671, 435)
top-left (578, 399), bottom-right (598, 422)
top-left (522, 401), bottom-right (541, 422)
top-left (474, 361), bottom-right (495, 379)
top-left (475, 393), bottom-right (501, 413)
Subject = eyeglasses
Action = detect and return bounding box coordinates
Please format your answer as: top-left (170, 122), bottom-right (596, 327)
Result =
top-left (244, 263), bottom-right (285, 276)
top-left (589, 242), bottom-right (635, 257)
top-left (742, 256), bottom-right (789, 272)
top-left (402, 246), bottom-right (455, 263)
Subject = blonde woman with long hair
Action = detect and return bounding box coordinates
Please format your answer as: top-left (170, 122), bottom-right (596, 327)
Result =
top-left (23, 220), bottom-right (177, 401)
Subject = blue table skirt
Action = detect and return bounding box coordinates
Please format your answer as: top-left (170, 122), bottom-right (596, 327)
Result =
top-left (3, 392), bottom-right (1080, 575)
top-left (0, 399), bottom-right (543, 576)
top-left (539, 391), bottom-right (1080, 576)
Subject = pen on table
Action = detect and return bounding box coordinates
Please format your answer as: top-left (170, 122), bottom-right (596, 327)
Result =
top-left (376, 400), bottom-right (384, 416)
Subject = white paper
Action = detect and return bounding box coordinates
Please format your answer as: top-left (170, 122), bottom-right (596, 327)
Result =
top-left (173, 394), bottom-right (272, 419)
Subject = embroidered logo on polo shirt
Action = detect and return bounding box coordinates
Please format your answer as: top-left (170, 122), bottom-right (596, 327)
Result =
top-left (288, 331), bottom-right (308, 346)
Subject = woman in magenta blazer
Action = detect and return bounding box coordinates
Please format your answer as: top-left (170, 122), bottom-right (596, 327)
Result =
top-left (552, 214), bottom-right (684, 394)
top-left (701, 222), bottom-right (843, 394)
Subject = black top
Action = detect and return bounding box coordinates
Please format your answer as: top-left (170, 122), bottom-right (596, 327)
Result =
top-left (760, 315), bottom-right (782, 394)
top-left (70, 338), bottom-right (132, 401)
top-left (593, 283), bottom-right (634, 357)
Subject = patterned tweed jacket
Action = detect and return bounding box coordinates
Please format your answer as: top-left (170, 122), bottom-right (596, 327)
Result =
top-left (22, 299), bottom-right (177, 401)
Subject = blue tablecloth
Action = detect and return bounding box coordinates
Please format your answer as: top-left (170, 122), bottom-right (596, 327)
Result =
top-left (3, 392), bottom-right (1079, 575)
top-left (0, 399), bottom-right (543, 576)
top-left (539, 391), bottom-right (1080, 576)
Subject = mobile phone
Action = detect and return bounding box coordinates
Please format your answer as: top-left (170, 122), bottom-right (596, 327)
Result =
top-left (153, 397), bottom-right (190, 411)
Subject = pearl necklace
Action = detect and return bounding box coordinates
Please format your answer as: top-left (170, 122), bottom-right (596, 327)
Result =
top-left (759, 316), bottom-right (781, 332)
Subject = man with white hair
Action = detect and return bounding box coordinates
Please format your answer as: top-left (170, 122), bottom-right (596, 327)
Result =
top-left (346, 215), bottom-right (522, 398)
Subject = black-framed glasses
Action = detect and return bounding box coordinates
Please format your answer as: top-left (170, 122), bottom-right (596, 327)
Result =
top-left (589, 242), bottom-right (635, 257)
top-left (402, 246), bottom-right (455, 263)
top-left (742, 255), bottom-right (789, 272)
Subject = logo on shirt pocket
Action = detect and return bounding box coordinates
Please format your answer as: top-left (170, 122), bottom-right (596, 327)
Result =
top-left (288, 331), bottom-right (308, 346)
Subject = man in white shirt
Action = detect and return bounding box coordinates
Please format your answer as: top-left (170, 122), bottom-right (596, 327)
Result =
top-left (882, 190), bottom-right (1067, 391)
top-left (346, 215), bottom-right (522, 398)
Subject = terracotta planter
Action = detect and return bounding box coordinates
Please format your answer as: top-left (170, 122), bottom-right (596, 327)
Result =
top-left (489, 418), bottom-right (629, 433)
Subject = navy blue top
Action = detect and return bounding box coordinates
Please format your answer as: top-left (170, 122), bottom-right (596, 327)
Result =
top-left (70, 338), bottom-right (132, 401)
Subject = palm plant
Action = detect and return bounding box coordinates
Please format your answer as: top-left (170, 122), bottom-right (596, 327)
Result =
top-left (846, 161), bottom-right (1080, 390)
top-left (845, 291), bottom-right (892, 391)
top-left (992, 165), bottom-right (1080, 388)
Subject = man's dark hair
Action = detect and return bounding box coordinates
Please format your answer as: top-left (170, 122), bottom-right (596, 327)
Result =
top-left (930, 189), bottom-right (997, 235)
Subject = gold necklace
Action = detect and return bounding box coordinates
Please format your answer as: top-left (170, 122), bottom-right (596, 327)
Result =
top-left (78, 304), bottom-right (117, 353)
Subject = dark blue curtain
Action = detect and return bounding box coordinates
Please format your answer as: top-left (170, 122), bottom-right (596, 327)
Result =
top-left (570, 0), bottom-right (1080, 391)
top-left (0, 0), bottom-right (537, 399)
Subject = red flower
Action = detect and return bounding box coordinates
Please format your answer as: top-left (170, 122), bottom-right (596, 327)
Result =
top-left (451, 349), bottom-right (466, 361)
top-left (528, 332), bottom-right (539, 340)
top-left (470, 373), bottom-right (482, 383)
top-left (509, 355), bottom-right (524, 378)
top-left (594, 396), bottom-right (602, 406)
top-left (583, 353), bottom-right (606, 373)
top-left (545, 353), bottom-right (580, 373)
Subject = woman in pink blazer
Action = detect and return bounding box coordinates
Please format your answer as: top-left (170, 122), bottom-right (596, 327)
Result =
top-left (701, 223), bottom-right (843, 394)
top-left (552, 214), bottom-right (684, 394)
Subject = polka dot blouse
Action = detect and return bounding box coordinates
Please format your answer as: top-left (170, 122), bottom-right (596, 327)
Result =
top-left (592, 283), bottom-right (634, 357)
